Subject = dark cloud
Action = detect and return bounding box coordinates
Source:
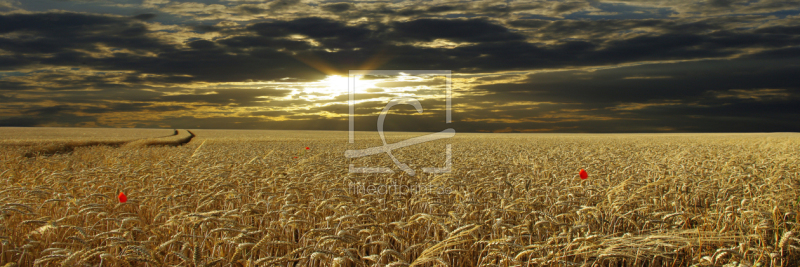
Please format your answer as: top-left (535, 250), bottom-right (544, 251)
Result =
top-left (191, 24), bottom-right (220, 32)
top-left (242, 17), bottom-right (381, 53)
top-left (1, 71), bottom-right (139, 92)
top-left (0, 110), bottom-right (97, 127)
top-left (754, 25), bottom-right (800, 35)
top-left (0, 12), bottom-right (118, 34)
top-left (187, 39), bottom-right (217, 50)
top-left (426, 5), bottom-right (459, 13)
top-left (475, 56), bottom-right (800, 104)
top-left (132, 13), bottom-right (156, 20)
top-left (24, 105), bottom-right (77, 116)
top-left (249, 17), bottom-right (371, 40)
top-left (268, 0), bottom-right (301, 11)
top-left (554, 2), bottom-right (590, 14)
top-left (381, 23), bottom-right (799, 72)
top-left (81, 103), bottom-right (185, 113)
top-left (507, 17), bottom-right (781, 42)
top-left (0, 56), bottom-right (30, 70)
top-left (0, 13), bottom-right (329, 82)
top-left (0, 13), bottom-right (169, 55)
top-left (218, 36), bottom-right (312, 51)
top-left (36, 47), bottom-right (327, 82)
top-left (0, 117), bottom-right (44, 127)
top-left (237, 5), bottom-right (267, 15)
top-left (709, 0), bottom-right (738, 8)
top-left (322, 3), bottom-right (353, 13)
top-left (4, 13), bottom-right (799, 84)
top-left (461, 54), bottom-right (800, 132)
top-left (387, 4), bottom-right (475, 17)
top-left (0, 80), bottom-right (33, 91)
top-left (158, 89), bottom-right (292, 106)
top-left (9, 102), bottom-right (177, 119)
top-left (391, 19), bottom-right (525, 43)
top-left (507, 19), bottom-right (550, 28)
top-left (0, 94), bottom-right (14, 102)
top-left (748, 46), bottom-right (800, 59)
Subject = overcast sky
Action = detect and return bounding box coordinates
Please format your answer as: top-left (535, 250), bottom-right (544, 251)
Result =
top-left (1, 0), bottom-right (799, 132)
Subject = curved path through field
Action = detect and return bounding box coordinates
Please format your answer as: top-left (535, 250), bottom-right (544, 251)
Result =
top-left (0, 128), bottom-right (196, 157)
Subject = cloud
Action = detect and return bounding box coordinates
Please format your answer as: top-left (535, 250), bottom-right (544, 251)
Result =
top-left (4, 12), bottom-right (799, 83)
top-left (0, 0), bottom-right (21, 12)
top-left (132, 13), bottom-right (156, 20)
top-left (1, 1), bottom-right (799, 132)
top-left (0, 12), bottom-right (170, 58)
top-left (24, 105), bottom-right (77, 116)
top-left (0, 109), bottom-right (98, 127)
top-left (267, 0), bottom-right (300, 11)
top-left (321, 3), bottom-right (352, 13)
top-left (553, 1), bottom-right (594, 14)
top-left (158, 88), bottom-right (292, 106)
top-left (0, 80), bottom-right (31, 90)
top-left (249, 110), bottom-right (293, 116)
top-left (249, 17), bottom-right (370, 40)
top-left (476, 55), bottom-right (800, 103)
top-left (461, 53), bottom-right (800, 132)
top-left (714, 88), bottom-right (792, 101)
top-left (142, 0), bottom-right (169, 9)
top-left (80, 102), bottom-right (186, 113)
top-left (391, 19), bottom-right (525, 43)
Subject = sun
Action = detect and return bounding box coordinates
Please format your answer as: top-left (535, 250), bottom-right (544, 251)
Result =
top-left (296, 75), bottom-right (348, 100)
top-left (296, 74), bottom-right (388, 103)
top-left (321, 75), bottom-right (349, 93)
top-left (303, 75), bottom-right (383, 97)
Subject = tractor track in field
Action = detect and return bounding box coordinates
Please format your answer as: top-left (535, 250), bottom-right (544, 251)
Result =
top-left (123, 129), bottom-right (195, 148)
top-left (1, 129), bottom-right (196, 157)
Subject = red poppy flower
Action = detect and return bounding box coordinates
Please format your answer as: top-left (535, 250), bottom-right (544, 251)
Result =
top-left (118, 192), bottom-right (127, 203)
top-left (305, 147), bottom-right (310, 150)
top-left (579, 169), bottom-right (588, 180)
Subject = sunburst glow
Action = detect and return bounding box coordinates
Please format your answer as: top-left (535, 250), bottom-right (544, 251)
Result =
top-left (295, 75), bottom-right (349, 101)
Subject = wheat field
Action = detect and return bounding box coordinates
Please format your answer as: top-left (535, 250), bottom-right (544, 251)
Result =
top-left (0, 128), bottom-right (798, 267)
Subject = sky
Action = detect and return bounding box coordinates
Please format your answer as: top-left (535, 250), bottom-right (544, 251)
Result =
top-left (0, 0), bottom-right (799, 133)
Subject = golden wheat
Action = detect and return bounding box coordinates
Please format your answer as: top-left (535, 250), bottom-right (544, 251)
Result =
top-left (0, 129), bottom-right (798, 266)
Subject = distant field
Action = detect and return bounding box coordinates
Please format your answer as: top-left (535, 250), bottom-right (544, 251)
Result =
top-left (0, 127), bottom-right (190, 158)
top-left (0, 128), bottom-right (798, 266)
top-left (0, 127), bottom-right (175, 144)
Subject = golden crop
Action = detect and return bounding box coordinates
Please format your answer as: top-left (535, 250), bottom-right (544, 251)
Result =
top-left (0, 128), bottom-right (798, 266)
